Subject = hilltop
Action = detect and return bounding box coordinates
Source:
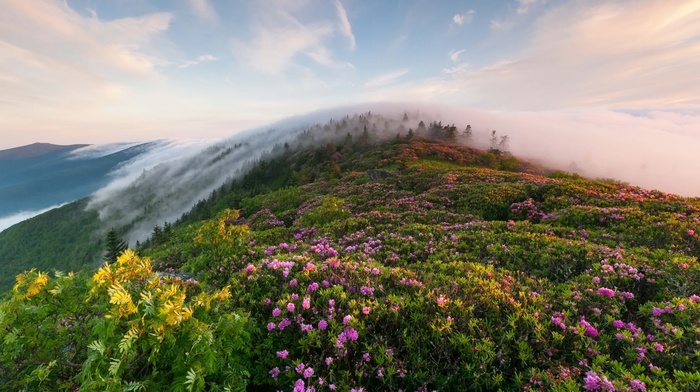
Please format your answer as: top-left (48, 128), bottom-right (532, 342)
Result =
top-left (2, 117), bottom-right (700, 390)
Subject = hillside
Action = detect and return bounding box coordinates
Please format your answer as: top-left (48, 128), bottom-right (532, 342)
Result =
top-left (0, 142), bottom-right (153, 218)
top-left (2, 129), bottom-right (700, 391)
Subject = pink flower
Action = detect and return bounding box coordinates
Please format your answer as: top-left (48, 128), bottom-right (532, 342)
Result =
top-left (362, 306), bottom-right (371, 315)
top-left (612, 320), bottom-right (625, 328)
top-left (287, 302), bottom-right (296, 312)
top-left (318, 320), bottom-right (328, 330)
top-left (272, 308), bottom-right (282, 317)
top-left (688, 229), bottom-right (695, 236)
top-left (652, 307), bottom-right (664, 317)
top-left (267, 322), bottom-right (276, 331)
top-left (343, 315), bottom-right (352, 325)
top-left (277, 350), bottom-right (289, 359)
top-left (654, 343), bottom-right (664, 352)
top-left (302, 297), bottom-right (311, 310)
top-left (597, 287), bottom-right (615, 297)
top-left (630, 379), bottom-right (646, 391)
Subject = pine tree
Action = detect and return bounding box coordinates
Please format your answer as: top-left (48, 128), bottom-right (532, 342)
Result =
top-left (104, 229), bottom-right (128, 263)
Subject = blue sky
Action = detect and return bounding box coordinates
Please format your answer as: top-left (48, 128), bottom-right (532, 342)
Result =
top-left (0, 0), bottom-right (699, 148)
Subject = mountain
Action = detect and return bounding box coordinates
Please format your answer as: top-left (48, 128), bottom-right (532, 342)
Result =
top-left (2, 112), bottom-right (700, 390)
top-left (0, 141), bottom-right (154, 228)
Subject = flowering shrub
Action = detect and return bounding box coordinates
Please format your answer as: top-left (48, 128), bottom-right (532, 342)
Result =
top-left (4, 139), bottom-right (700, 390)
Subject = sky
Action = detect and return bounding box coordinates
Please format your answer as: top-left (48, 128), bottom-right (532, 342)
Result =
top-left (0, 0), bottom-right (699, 149)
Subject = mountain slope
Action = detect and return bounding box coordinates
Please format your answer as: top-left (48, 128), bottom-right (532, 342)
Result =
top-left (2, 129), bottom-right (700, 390)
top-left (0, 142), bottom-right (153, 219)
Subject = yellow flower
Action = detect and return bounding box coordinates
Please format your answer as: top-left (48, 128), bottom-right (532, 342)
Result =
top-left (25, 272), bottom-right (49, 298)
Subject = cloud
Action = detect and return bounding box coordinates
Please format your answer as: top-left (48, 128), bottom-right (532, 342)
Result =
top-left (364, 69), bottom-right (409, 88)
top-left (453, 10), bottom-right (475, 26)
top-left (186, 0), bottom-right (219, 25)
top-left (448, 49), bottom-right (466, 62)
top-left (0, 0), bottom-right (173, 130)
top-left (179, 54), bottom-right (218, 68)
top-left (448, 0), bottom-right (700, 110)
top-left (516, 0), bottom-right (546, 14)
top-left (334, 0), bottom-right (355, 50)
top-left (232, 0), bottom-right (353, 75)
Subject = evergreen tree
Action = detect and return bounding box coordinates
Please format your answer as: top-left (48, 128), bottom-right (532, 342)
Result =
top-left (104, 228), bottom-right (128, 263)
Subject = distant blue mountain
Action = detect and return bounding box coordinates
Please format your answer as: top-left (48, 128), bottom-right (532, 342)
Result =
top-left (0, 142), bottom-right (152, 218)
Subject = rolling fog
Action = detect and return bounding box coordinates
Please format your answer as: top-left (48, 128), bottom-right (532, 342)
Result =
top-left (63, 103), bottom-right (700, 243)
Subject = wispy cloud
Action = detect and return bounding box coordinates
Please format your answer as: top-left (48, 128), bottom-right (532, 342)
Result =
top-left (448, 0), bottom-right (700, 110)
top-left (448, 49), bottom-right (466, 62)
top-left (334, 0), bottom-right (355, 50)
top-left (0, 0), bottom-right (173, 128)
top-left (452, 10), bottom-right (475, 26)
top-left (232, 0), bottom-right (351, 75)
top-left (186, 0), bottom-right (219, 25)
top-left (516, 0), bottom-right (546, 14)
top-left (179, 54), bottom-right (217, 68)
top-left (364, 69), bottom-right (409, 88)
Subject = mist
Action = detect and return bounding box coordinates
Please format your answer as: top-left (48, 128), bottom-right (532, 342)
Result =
top-left (82, 102), bottom-right (700, 244)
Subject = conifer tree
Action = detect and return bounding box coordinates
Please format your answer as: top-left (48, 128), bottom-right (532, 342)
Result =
top-left (104, 228), bottom-right (128, 263)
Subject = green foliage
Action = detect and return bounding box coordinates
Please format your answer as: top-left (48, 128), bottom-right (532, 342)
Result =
top-left (104, 228), bottom-right (128, 263)
top-left (4, 135), bottom-right (700, 390)
top-left (0, 251), bottom-right (252, 390)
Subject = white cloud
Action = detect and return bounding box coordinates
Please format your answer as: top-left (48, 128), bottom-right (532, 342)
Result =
top-left (186, 0), bottom-right (219, 25)
top-left (0, 0), bottom-right (172, 125)
top-left (452, 10), bottom-right (475, 26)
top-left (232, 0), bottom-right (351, 74)
top-left (364, 69), bottom-right (409, 88)
top-left (448, 49), bottom-right (466, 62)
top-left (179, 54), bottom-right (217, 68)
top-left (449, 0), bottom-right (700, 110)
top-left (517, 0), bottom-right (546, 14)
top-left (334, 0), bottom-right (355, 50)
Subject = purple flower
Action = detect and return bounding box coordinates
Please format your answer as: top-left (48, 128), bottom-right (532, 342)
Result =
top-left (318, 320), bottom-right (328, 330)
top-left (289, 279), bottom-right (298, 287)
top-left (630, 379), bottom-right (646, 391)
top-left (303, 367), bottom-right (314, 378)
top-left (583, 371), bottom-right (615, 391)
top-left (651, 307), bottom-right (664, 317)
top-left (293, 378), bottom-right (305, 392)
top-left (612, 320), bottom-right (625, 328)
top-left (295, 362), bottom-right (306, 374)
top-left (269, 367), bottom-right (280, 378)
top-left (277, 350), bottom-right (289, 359)
top-left (329, 384), bottom-right (336, 390)
top-left (278, 318), bottom-right (291, 330)
top-left (597, 287), bottom-right (615, 298)
top-left (267, 322), bottom-right (276, 331)
top-left (272, 308), bottom-right (282, 317)
top-left (362, 352), bottom-right (371, 362)
top-left (343, 315), bottom-right (352, 325)
top-left (592, 277), bottom-right (601, 284)
top-left (344, 327), bottom-right (359, 341)
top-left (325, 357), bottom-right (333, 366)
top-left (654, 342), bottom-right (664, 352)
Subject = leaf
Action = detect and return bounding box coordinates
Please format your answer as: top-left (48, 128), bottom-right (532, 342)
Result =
top-left (184, 367), bottom-right (197, 392)
top-left (88, 339), bottom-right (106, 356)
top-left (108, 357), bottom-right (122, 376)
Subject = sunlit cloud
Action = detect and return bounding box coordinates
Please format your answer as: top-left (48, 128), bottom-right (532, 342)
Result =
top-left (232, 0), bottom-right (353, 75)
top-left (179, 54), bottom-right (217, 68)
top-left (334, 0), bottom-right (356, 50)
top-left (186, 0), bottom-right (219, 25)
top-left (364, 69), bottom-right (409, 88)
top-left (448, 49), bottom-right (466, 62)
top-left (516, 0), bottom-right (546, 14)
top-left (449, 0), bottom-right (700, 110)
top-left (453, 10), bottom-right (475, 26)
